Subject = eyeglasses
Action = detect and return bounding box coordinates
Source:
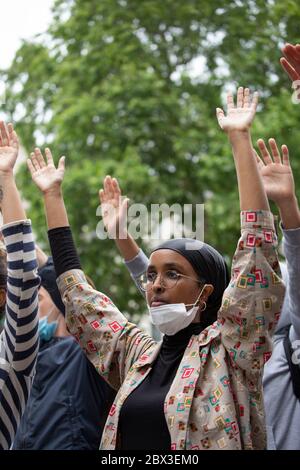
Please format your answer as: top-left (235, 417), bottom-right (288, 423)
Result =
top-left (138, 270), bottom-right (204, 292)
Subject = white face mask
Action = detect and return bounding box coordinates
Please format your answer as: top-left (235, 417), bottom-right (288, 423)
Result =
top-left (148, 285), bottom-right (207, 336)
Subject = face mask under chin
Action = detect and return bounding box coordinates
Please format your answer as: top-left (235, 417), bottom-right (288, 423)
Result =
top-left (148, 285), bottom-right (207, 336)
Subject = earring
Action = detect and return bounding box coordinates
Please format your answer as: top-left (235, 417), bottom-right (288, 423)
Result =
top-left (200, 301), bottom-right (207, 312)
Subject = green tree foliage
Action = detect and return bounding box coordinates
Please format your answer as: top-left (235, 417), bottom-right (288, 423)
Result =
top-left (1, 0), bottom-right (300, 315)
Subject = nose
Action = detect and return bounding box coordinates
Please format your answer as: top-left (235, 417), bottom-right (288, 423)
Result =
top-left (152, 273), bottom-right (165, 293)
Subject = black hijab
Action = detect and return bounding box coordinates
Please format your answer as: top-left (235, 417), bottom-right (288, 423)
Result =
top-left (38, 256), bottom-right (65, 315)
top-left (151, 238), bottom-right (230, 328)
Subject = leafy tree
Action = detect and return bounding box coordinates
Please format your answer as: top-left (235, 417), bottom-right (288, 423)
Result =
top-left (1, 0), bottom-right (300, 315)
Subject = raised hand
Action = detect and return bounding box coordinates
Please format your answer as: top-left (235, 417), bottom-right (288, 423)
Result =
top-left (27, 148), bottom-right (65, 194)
top-left (280, 43), bottom-right (300, 82)
top-left (216, 87), bottom-right (259, 133)
top-left (99, 176), bottom-right (129, 238)
top-left (0, 121), bottom-right (19, 174)
top-left (255, 138), bottom-right (295, 205)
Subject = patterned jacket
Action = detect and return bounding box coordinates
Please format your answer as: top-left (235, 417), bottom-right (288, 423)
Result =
top-left (58, 210), bottom-right (285, 450)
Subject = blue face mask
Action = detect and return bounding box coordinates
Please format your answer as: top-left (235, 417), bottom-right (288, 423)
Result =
top-left (38, 316), bottom-right (58, 342)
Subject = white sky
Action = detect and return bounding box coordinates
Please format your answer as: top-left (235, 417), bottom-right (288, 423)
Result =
top-left (0, 0), bottom-right (54, 69)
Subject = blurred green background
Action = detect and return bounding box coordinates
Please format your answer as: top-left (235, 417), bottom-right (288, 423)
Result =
top-left (1, 0), bottom-right (299, 318)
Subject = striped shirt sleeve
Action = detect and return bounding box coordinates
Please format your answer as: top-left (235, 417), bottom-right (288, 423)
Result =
top-left (0, 220), bottom-right (40, 450)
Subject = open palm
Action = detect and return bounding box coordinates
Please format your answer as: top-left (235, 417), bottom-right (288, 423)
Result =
top-left (0, 122), bottom-right (19, 173)
top-left (255, 138), bottom-right (294, 204)
top-left (280, 43), bottom-right (300, 82)
top-left (27, 148), bottom-right (65, 194)
top-left (99, 176), bottom-right (128, 238)
top-left (216, 87), bottom-right (258, 132)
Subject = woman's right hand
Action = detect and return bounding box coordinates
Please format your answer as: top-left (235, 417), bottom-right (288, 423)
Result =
top-left (99, 175), bottom-right (129, 239)
top-left (27, 148), bottom-right (65, 195)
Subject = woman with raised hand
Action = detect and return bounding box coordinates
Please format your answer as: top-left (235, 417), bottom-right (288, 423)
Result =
top-left (12, 241), bottom-right (115, 450)
top-left (0, 121), bottom-right (40, 449)
top-left (28, 87), bottom-right (284, 450)
top-left (254, 138), bottom-right (300, 450)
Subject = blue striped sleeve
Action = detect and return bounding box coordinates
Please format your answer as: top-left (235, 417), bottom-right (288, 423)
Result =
top-left (0, 220), bottom-right (39, 449)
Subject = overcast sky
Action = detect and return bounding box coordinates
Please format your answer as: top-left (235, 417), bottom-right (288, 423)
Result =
top-left (0, 0), bottom-right (54, 69)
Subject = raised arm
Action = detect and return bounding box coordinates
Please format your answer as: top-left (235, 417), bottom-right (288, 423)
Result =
top-left (215, 90), bottom-right (285, 375)
top-left (0, 122), bottom-right (39, 449)
top-left (99, 175), bottom-right (140, 261)
top-left (216, 87), bottom-right (269, 211)
top-left (99, 175), bottom-right (148, 294)
top-left (28, 148), bottom-right (68, 229)
top-left (28, 150), bottom-right (155, 390)
top-left (256, 138), bottom-right (300, 338)
top-left (0, 122), bottom-right (26, 223)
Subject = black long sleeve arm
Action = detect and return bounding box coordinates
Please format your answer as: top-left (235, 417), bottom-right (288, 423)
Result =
top-left (48, 226), bottom-right (82, 277)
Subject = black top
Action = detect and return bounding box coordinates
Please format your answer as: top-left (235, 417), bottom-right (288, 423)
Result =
top-left (48, 226), bottom-right (204, 450)
top-left (118, 322), bottom-right (203, 450)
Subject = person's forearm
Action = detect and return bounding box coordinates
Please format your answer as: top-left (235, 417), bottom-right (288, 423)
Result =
top-left (115, 234), bottom-right (140, 262)
top-left (43, 189), bottom-right (69, 229)
top-left (48, 227), bottom-right (81, 277)
top-left (229, 131), bottom-right (269, 211)
top-left (0, 173), bottom-right (26, 224)
top-left (44, 189), bottom-right (80, 276)
top-left (278, 195), bottom-right (300, 229)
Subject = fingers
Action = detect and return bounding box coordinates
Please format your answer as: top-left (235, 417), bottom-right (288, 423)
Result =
top-left (0, 122), bottom-right (19, 149)
top-left (99, 188), bottom-right (105, 204)
top-left (282, 44), bottom-right (300, 74)
top-left (100, 177), bottom-right (109, 203)
top-left (281, 144), bottom-right (290, 166)
top-left (216, 107), bottom-right (225, 127)
top-left (104, 175), bottom-right (114, 201)
top-left (120, 197), bottom-right (129, 217)
top-left (268, 138), bottom-right (281, 164)
top-left (34, 148), bottom-right (47, 168)
top-left (243, 88), bottom-right (250, 107)
top-left (253, 149), bottom-right (264, 168)
top-left (30, 152), bottom-right (41, 172)
top-left (224, 88), bottom-right (257, 112)
top-left (251, 91), bottom-right (259, 108)
top-left (58, 156), bottom-right (65, 172)
top-left (29, 147), bottom-right (56, 171)
top-left (280, 57), bottom-right (300, 82)
top-left (112, 177), bottom-right (121, 198)
top-left (237, 86), bottom-right (244, 108)
top-left (0, 121), bottom-right (9, 146)
top-left (257, 138), bottom-right (288, 166)
top-left (45, 148), bottom-right (54, 165)
top-left (226, 92), bottom-right (234, 110)
top-left (257, 139), bottom-right (273, 165)
top-left (7, 123), bottom-right (13, 132)
top-left (7, 123), bottom-right (14, 140)
top-left (27, 158), bottom-right (36, 176)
